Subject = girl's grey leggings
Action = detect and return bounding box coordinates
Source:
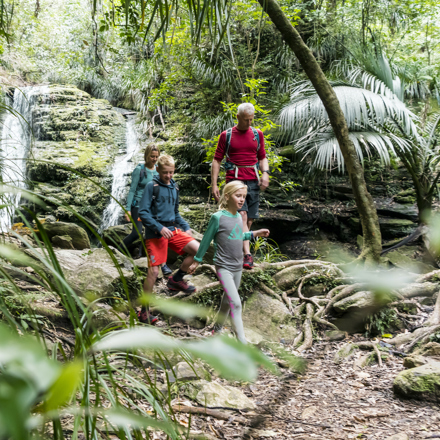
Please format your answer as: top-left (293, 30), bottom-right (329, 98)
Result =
top-left (216, 267), bottom-right (247, 344)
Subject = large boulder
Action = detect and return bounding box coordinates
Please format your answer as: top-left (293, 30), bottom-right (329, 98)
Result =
top-left (382, 248), bottom-right (435, 274)
top-left (39, 221), bottom-right (90, 250)
top-left (242, 292), bottom-right (299, 342)
top-left (184, 380), bottom-right (256, 410)
top-left (393, 362), bottom-right (440, 402)
top-left (25, 247), bottom-right (139, 299)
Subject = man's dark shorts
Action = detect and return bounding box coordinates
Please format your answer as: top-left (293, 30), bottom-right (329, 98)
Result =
top-left (237, 180), bottom-right (260, 219)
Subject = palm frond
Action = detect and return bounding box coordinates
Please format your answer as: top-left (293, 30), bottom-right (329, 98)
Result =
top-left (294, 127), bottom-right (412, 172)
top-left (279, 82), bottom-right (417, 141)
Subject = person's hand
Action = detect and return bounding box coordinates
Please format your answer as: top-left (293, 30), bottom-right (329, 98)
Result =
top-left (255, 228), bottom-right (270, 238)
top-left (125, 211), bottom-right (131, 222)
top-left (186, 229), bottom-right (193, 237)
top-left (212, 185), bottom-right (220, 202)
top-left (188, 261), bottom-right (199, 274)
top-left (160, 227), bottom-right (173, 239)
top-left (259, 173), bottom-right (269, 191)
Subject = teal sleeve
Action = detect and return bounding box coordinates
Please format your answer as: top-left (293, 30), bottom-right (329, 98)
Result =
top-left (243, 231), bottom-right (252, 241)
top-left (126, 166), bottom-right (141, 210)
top-left (194, 214), bottom-right (220, 262)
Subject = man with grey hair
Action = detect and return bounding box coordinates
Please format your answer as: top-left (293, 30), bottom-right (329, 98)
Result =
top-left (211, 102), bottom-right (270, 269)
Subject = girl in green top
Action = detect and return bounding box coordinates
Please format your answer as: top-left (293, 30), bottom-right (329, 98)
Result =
top-left (123, 145), bottom-right (171, 278)
top-left (189, 181), bottom-right (269, 343)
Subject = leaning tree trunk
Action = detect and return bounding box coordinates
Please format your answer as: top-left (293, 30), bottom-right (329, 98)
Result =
top-left (257, 0), bottom-right (382, 263)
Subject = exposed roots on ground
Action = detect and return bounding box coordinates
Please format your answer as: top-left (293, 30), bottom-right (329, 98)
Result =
top-left (263, 260), bottom-right (440, 353)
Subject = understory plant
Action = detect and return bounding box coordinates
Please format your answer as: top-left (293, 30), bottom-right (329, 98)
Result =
top-left (0, 174), bottom-right (283, 439)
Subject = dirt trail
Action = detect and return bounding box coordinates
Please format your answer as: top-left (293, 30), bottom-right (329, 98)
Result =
top-left (184, 336), bottom-right (440, 440)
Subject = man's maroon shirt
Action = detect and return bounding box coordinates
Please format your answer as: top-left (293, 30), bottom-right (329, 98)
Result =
top-left (214, 126), bottom-right (266, 182)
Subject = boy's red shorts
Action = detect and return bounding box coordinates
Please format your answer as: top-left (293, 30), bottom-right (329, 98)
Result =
top-left (145, 229), bottom-right (195, 267)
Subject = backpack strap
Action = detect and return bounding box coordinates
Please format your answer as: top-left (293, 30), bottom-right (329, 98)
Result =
top-left (151, 183), bottom-right (160, 204)
top-left (225, 128), bottom-right (233, 160)
top-left (251, 127), bottom-right (260, 153)
top-left (139, 163), bottom-right (146, 181)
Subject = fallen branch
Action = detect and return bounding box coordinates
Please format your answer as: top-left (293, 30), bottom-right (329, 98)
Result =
top-left (172, 404), bottom-right (248, 424)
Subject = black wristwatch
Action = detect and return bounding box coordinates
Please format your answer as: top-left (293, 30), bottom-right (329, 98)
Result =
top-left (261, 170), bottom-right (270, 175)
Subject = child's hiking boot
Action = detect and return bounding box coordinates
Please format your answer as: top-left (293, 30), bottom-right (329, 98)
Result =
top-left (167, 276), bottom-right (196, 294)
top-left (137, 309), bottom-right (158, 325)
top-left (243, 254), bottom-right (254, 270)
top-left (161, 264), bottom-right (173, 277)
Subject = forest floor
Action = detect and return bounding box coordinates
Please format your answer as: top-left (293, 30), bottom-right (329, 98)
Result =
top-left (160, 324), bottom-right (440, 440)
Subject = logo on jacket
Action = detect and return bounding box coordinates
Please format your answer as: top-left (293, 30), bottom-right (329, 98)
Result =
top-left (228, 224), bottom-right (243, 240)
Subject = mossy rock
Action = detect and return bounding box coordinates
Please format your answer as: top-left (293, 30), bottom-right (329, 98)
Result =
top-left (349, 217), bottom-right (416, 239)
top-left (27, 84), bottom-right (125, 221)
top-left (393, 362), bottom-right (440, 401)
top-left (39, 221), bottom-right (90, 250)
top-left (242, 292), bottom-right (299, 342)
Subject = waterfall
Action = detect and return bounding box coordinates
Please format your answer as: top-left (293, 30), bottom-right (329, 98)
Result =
top-left (0, 86), bottom-right (49, 231)
top-left (100, 113), bottom-right (139, 231)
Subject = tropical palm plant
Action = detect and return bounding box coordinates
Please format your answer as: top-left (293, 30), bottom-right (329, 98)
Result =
top-left (279, 51), bottom-right (440, 226)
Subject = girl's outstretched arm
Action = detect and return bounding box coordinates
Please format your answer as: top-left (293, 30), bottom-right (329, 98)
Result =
top-left (253, 229), bottom-right (270, 238)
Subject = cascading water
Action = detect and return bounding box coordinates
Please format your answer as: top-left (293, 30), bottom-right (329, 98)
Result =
top-left (0, 86), bottom-right (49, 231)
top-left (100, 112), bottom-right (139, 231)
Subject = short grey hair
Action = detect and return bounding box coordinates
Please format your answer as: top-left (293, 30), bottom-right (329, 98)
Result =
top-left (237, 102), bottom-right (255, 116)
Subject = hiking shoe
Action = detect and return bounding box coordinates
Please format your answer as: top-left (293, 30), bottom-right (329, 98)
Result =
top-left (137, 309), bottom-right (158, 325)
top-left (167, 276), bottom-right (196, 294)
top-left (243, 254), bottom-right (254, 270)
top-left (161, 264), bottom-right (173, 277)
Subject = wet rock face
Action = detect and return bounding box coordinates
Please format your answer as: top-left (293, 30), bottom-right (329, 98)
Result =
top-left (26, 85), bottom-right (125, 225)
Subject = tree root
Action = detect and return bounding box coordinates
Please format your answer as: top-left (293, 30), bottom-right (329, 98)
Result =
top-left (357, 341), bottom-right (383, 368)
top-left (181, 281), bottom-right (221, 301)
top-left (424, 289), bottom-right (440, 326)
top-left (196, 264), bottom-right (217, 276)
top-left (313, 315), bottom-right (338, 330)
top-left (326, 284), bottom-right (349, 299)
top-left (259, 282), bottom-right (283, 302)
top-left (292, 331), bottom-right (303, 347)
top-left (319, 284), bottom-right (364, 317)
top-left (403, 324), bottom-right (440, 352)
top-left (282, 291), bottom-right (294, 313)
top-left (297, 303), bottom-right (314, 352)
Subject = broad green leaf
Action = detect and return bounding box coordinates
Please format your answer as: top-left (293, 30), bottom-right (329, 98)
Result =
top-left (104, 408), bottom-right (176, 436)
top-left (185, 335), bottom-right (277, 381)
top-left (90, 327), bottom-right (180, 352)
top-left (142, 294), bottom-right (210, 319)
top-left (44, 362), bottom-right (83, 411)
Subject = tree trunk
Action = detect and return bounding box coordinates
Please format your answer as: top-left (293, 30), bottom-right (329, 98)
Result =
top-left (257, 0), bottom-right (382, 263)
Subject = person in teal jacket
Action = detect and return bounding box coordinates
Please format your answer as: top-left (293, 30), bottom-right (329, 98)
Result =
top-left (189, 181), bottom-right (269, 344)
top-left (123, 144), bottom-right (171, 276)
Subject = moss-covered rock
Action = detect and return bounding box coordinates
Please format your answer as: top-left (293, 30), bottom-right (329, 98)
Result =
top-left (39, 221), bottom-right (90, 250)
top-left (349, 217), bottom-right (416, 239)
top-left (242, 292), bottom-right (299, 341)
top-left (26, 85), bottom-right (125, 223)
top-left (393, 362), bottom-right (440, 401)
